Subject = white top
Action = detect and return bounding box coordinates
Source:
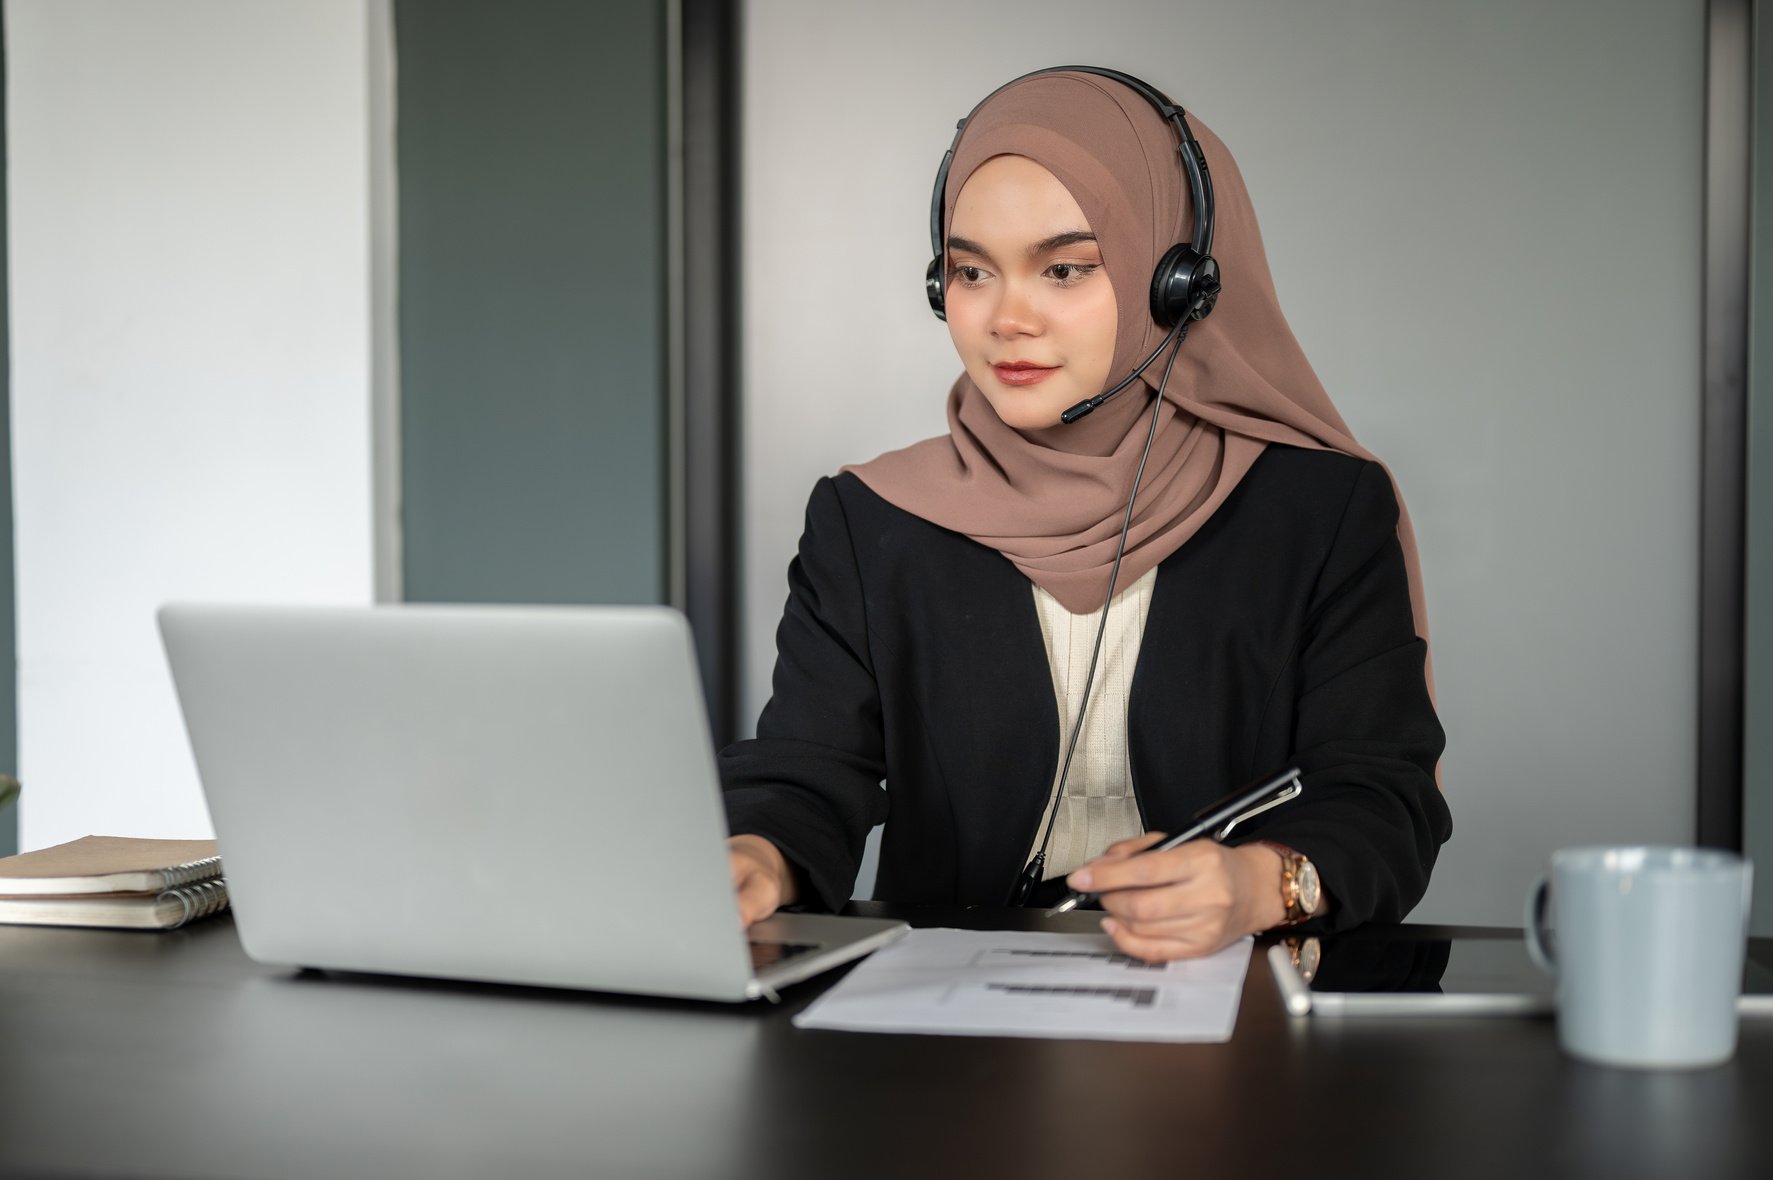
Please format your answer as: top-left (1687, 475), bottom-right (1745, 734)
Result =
top-left (1024, 566), bottom-right (1157, 879)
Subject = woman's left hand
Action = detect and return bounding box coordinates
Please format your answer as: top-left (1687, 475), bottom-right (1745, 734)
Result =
top-left (1066, 835), bottom-right (1287, 963)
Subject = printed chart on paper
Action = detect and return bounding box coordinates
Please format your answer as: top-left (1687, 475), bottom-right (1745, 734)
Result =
top-left (792, 928), bottom-right (1251, 1042)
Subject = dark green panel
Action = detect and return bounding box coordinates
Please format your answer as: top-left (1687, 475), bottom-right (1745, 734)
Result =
top-left (396, 0), bottom-right (667, 605)
top-left (1, 12), bottom-right (15, 858)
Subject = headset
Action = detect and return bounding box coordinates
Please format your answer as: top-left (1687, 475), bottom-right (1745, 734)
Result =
top-left (925, 65), bottom-right (1221, 423)
top-left (920, 66), bottom-right (1224, 905)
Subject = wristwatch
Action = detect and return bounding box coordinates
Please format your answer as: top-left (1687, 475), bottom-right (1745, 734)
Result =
top-left (1258, 841), bottom-right (1321, 926)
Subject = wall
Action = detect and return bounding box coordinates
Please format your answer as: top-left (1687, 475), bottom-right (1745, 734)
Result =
top-left (741, 0), bottom-right (1706, 924)
top-left (0, 9), bottom-right (11, 858)
top-left (7, 0), bottom-right (385, 846)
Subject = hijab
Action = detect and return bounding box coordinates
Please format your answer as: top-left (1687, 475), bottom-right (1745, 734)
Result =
top-left (845, 70), bottom-right (1435, 700)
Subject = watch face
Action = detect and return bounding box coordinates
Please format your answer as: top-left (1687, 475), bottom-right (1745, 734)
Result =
top-left (1297, 859), bottom-right (1322, 916)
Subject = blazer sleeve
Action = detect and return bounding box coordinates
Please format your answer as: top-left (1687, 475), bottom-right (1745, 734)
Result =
top-left (717, 476), bottom-right (889, 912)
top-left (1236, 460), bottom-right (1452, 931)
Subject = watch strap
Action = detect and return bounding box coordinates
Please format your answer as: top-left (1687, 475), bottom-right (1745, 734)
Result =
top-left (1255, 839), bottom-right (1312, 926)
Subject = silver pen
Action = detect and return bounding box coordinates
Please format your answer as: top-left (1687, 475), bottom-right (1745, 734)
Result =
top-left (1045, 767), bottom-right (1305, 916)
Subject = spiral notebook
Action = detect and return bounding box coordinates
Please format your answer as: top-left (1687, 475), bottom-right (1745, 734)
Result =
top-left (0, 835), bottom-right (221, 895)
top-left (0, 836), bottom-right (229, 930)
top-left (0, 878), bottom-right (231, 930)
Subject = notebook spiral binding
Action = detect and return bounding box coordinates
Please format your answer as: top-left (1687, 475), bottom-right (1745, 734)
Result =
top-left (160, 855), bottom-right (223, 889)
top-left (162, 877), bottom-right (230, 928)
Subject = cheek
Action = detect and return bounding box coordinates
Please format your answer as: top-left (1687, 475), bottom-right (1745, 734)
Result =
top-left (943, 290), bottom-right (988, 345)
top-left (1062, 285), bottom-right (1120, 369)
top-left (943, 311), bottom-right (968, 356)
top-left (944, 298), bottom-right (997, 379)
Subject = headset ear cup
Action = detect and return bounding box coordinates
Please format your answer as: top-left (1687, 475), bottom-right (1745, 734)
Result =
top-left (926, 256), bottom-right (948, 321)
top-left (1188, 256), bottom-right (1222, 321)
top-left (1149, 244), bottom-right (1196, 327)
top-left (1184, 256), bottom-right (1226, 322)
top-left (1149, 243), bottom-right (1217, 328)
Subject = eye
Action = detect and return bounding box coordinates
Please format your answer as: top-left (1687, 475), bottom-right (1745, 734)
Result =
top-left (1047, 263), bottom-right (1099, 287)
top-left (948, 264), bottom-right (989, 288)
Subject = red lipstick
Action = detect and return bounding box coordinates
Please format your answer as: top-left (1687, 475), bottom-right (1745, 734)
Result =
top-left (992, 361), bottom-right (1059, 386)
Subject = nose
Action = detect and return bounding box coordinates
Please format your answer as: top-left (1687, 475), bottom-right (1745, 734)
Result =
top-left (990, 280), bottom-right (1043, 338)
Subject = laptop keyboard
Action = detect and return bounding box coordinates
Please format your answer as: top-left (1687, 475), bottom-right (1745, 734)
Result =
top-left (749, 940), bottom-right (821, 971)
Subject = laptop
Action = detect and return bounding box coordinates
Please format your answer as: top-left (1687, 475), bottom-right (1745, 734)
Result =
top-left (157, 603), bottom-right (907, 1002)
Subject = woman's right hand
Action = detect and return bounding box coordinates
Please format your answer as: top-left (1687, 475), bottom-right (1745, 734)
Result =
top-left (727, 835), bottom-right (798, 926)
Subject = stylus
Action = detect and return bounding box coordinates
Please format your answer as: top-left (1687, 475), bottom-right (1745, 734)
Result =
top-left (1044, 766), bottom-right (1304, 916)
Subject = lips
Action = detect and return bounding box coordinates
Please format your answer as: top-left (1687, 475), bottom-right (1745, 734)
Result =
top-left (992, 362), bottom-right (1059, 387)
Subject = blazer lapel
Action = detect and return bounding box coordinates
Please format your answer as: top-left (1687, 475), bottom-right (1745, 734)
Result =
top-left (910, 541), bottom-right (1059, 905)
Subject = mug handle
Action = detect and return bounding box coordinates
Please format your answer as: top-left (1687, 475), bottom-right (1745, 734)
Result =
top-left (1524, 874), bottom-right (1557, 976)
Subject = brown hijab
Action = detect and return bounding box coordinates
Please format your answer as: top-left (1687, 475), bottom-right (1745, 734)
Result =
top-left (845, 70), bottom-right (1434, 697)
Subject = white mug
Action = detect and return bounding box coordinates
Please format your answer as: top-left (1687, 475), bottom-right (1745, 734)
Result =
top-left (1525, 845), bottom-right (1752, 1069)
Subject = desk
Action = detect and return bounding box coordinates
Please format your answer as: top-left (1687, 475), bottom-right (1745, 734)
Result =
top-left (1, 906), bottom-right (1768, 1180)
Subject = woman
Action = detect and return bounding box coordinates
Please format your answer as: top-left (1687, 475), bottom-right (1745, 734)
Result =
top-left (722, 67), bottom-right (1449, 962)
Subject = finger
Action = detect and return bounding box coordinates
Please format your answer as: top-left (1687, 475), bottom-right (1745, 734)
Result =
top-left (1098, 882), bottom-right (1203, 925)
top-left (1100, 917), bottom-right (1209, 964)
top-left (729, 851), bottom-right (777, 924)
top-left (1105, 908), bottom-right (1224, 942)
top-left (1096, 871), bottom-right (1236, 924)
top-left (1099, 914), bottom-right (1241, 963)
top-left (735, 872), bottom-right (780, 926)
top-left (1077, 841), bottom-right (1218, 893)
top-left (1066, 832), bottom-right (1170, 892)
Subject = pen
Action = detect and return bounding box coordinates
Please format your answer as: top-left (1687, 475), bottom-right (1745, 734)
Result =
top-left (1044, 766), bottom-right (1304, 916)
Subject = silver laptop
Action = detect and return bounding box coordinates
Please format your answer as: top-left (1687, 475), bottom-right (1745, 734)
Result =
top-left (157, 603), bottom-right (906, 1002)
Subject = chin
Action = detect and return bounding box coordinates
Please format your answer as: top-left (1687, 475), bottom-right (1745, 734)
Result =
top-left (977, 382), bottom-right (1071, 431)
top-left (989, 401), bottom-right (1067, 430)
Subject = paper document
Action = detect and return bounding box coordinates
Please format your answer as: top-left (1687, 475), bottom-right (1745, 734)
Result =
top-left (793, 928), bottom-right (1252, 1042)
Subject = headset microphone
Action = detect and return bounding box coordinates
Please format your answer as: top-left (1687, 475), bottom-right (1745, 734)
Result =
top-left (1060, 319), bottom-right (1187, 425)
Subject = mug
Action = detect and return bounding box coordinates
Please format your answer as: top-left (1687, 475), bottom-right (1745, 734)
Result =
top-left (1525, 845), bottom-right (1752, 1069)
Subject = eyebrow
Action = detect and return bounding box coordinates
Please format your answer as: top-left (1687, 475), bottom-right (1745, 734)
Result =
top-left (946, 230), bottom-right (1099, 259)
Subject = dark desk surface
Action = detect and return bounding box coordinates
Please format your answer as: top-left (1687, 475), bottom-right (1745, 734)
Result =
top-left (1, 906), bottom-right (1769, 1180)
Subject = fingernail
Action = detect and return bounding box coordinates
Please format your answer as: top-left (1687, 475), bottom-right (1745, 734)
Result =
top-left (1101, 917), bottom-right (1117, 934)
top-left (1070, 869), bottom-right (1092, 890)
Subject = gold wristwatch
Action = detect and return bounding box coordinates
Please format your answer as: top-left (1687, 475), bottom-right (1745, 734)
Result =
top-left (1258, 841), bottom-right (1321, 926)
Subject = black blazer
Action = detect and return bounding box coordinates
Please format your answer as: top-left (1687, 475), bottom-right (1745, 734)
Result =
top-left (719, 446), bottom-right (1451, 930)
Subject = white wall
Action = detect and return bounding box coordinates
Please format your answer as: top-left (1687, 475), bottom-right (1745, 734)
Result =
top-left (7, 0), bottom-right (392, 846)
top-left (742, 0), bottom-right (1705, 925)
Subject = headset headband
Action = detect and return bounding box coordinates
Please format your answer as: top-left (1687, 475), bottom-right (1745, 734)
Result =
top-left (927, 65), bottom-right (1216, 272)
